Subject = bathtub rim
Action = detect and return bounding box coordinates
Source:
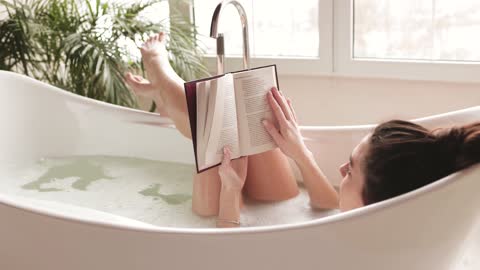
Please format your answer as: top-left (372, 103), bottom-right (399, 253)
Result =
top-left (2, 70), bottom-right (477, 133)
top-left (1, 163), bottom-right (478, 235)
top-left (1, 70), bottom-right (479, 235)
top-left (0, 70), bottom-right (173, 126)
top-left (3, 70), bottom-right (477, 131)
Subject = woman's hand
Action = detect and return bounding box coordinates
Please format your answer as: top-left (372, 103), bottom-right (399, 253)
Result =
top-left (263, 88), bottom-right (339, 209)
top-left (217, 147), bottom-right (246, 228)
top-left (262, 87), bottom-right (311, 163)
top-left (218, 147), bottom-right (248, 191)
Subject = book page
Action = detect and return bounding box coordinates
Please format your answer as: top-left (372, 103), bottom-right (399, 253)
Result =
top-left (202, 80), bottom-right (216, 157)
top-left (233, 66), bottom-right (278, 156)
top-left (196, 80), bottom-right (217, 168)
top-left (201, 74), bottom-right (241, 170)
top-left (196, 81), bottom-right (208, 167)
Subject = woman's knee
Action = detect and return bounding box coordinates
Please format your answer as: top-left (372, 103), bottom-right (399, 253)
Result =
top-left (244, 149), bottom-right (299, 201)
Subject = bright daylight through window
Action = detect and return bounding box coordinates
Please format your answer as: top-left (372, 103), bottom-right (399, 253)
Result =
top-left (193, 0), bottom-right (319, 58)
top-left (354, 0), bottom-right (480, 62)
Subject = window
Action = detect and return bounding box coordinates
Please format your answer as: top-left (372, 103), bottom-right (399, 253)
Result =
top-left (335, 0), bottom-right (480, 82)
top-left (191, 0), bottom-right (332, 75)
top-left (193, 0), bottom-right (320, 57)
top-left (354, 0), bottom-right (480, 62)
top-left (189, 0), bottom-right (480, 81)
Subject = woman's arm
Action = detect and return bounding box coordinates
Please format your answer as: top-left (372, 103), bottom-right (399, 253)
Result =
top-left (216, 147), bottom-right (248, 228)
top-left (217, 186), bottom-right (242, 228)
top-left (293, 149), bottom-right (339, 209)
top-left (262, 87), bottom-right (339, 209)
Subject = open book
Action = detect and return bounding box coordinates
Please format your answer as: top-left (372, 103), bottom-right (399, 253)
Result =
top-left (185, 65), bottom-right (279, 173)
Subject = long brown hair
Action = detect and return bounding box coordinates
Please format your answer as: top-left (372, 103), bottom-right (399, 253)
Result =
top-left (362, 120), bottom-right (480, 205)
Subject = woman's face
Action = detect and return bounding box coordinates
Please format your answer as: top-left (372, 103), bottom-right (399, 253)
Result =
top-left (338, 135), bottom-right (370, 211)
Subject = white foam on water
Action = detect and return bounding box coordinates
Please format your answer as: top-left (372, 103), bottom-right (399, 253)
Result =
top-left (1, 155), bottom-right (479, 269)
top-left (0, 155), bottom-right (334, 228)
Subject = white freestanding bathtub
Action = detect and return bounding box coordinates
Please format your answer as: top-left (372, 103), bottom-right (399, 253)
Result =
top-left (0, 70), bottom-right (479, 270)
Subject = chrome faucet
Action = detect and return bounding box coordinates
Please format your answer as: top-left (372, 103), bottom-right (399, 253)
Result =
top-left (210, 0), bottom-right (251, 75)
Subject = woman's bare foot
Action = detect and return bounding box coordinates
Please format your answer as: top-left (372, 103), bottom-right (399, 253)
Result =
top-left (124, 72), bottom-right (169, 116)
top-left (127, 32), bottom-right (191, 138)
top-left (125, 32), bottom-right (186, 119)
top-left (139, 32), bottom-right (184, 91)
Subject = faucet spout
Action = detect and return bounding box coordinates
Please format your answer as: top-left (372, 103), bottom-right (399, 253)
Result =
top-left (210, 0), bottom-right (251, 75)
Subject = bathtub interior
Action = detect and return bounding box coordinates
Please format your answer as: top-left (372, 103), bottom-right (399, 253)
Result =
top-left (0, 71), bottom-right (336, 228)
top-left (0, 71), bottom-right (479, 232)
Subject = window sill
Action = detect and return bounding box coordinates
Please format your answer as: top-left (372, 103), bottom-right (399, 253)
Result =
top-left (203, 55), bottom-right (331, 76)
top-left (203, 55), bottom-right (480, 83)
top-left (336, 58), bottom-right (480, 83)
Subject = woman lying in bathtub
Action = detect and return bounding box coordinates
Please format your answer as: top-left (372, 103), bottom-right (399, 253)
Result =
top-left (125, 32), bottom-right (480, 227)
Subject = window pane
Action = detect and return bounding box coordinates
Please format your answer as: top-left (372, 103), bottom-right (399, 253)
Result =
top-left (354, 0), bottom-right (480, 62)
top-left (193, 0), bottom-right (319, 57)
top-left (252, 0), bottom-right (319, 57)
top-left (433, 0), bottom-right (480, 61)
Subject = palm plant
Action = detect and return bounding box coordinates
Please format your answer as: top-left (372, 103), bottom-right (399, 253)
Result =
top-left (0, 0), bottom-right (208, 108)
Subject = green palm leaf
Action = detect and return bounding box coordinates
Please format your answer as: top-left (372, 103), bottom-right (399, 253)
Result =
top-left (0, 0), bottom-right (207, 108)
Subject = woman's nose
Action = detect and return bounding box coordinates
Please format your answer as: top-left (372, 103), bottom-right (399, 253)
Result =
top-left (339, 162), bottom-right (348, 177)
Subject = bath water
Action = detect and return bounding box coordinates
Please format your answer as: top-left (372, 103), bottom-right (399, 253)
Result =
top-left (0, 156), bottom-right (335, 228)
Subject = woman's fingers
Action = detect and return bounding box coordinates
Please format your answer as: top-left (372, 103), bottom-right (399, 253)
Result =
top-left (272, 87), bottom-right (294, 121)
top-left (287, 98), bottom-right (298, 123)
top-left (267, 90), bottom-right (288, 129)
top-left (219, 147), bottom-right (231, 178)
top-left (219, 147), bottom-right (248, 187)
top-left (262, 120), bottom-right (283, 145)
top-left (221, 147), bottom-right (231, 167)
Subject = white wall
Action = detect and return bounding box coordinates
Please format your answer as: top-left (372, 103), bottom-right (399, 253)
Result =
top-left (280, 75), bottom-right (480, 126)
top-left (139, 72), bottom-right (480, 126)
top-left (202, 57), bottom-right (480, 126)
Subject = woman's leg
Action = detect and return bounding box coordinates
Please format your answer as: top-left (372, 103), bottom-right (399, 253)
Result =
top-left (127, 32), bottom-right (191, 138)
top-left (125, 33), bottom-right (298, 215)
top-left (126, 33), bottom-right (221, 216)
top-left (244, 149), bottom-right (299, 201)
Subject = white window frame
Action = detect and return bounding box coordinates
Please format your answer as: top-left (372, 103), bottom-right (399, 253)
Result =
top-left (184, 0), bottom-right (480, 82)
top-left (334, 0), bottom-right (480, 83)
top-left (201, 0), bottom-right (333, 76)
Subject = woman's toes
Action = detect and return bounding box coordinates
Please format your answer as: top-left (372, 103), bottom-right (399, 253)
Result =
top-left (145, 38), bottom-right (152, 47)
top-left (158, 32), bottom-right (166, 43)
top-left (125, 72), bottom-right (135, 83)
top-left (125, 73), bottom-right (154, 93)
top-left (126, 72), bottom-right (145, 83)
top-left (132, 74), bottom-right (147, 83)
